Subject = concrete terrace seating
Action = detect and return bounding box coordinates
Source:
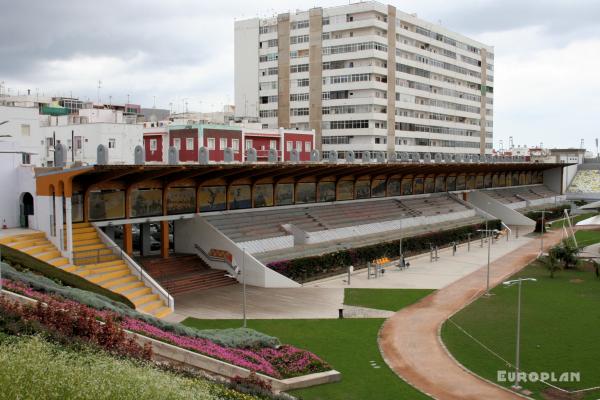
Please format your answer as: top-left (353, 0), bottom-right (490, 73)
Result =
top-left (203, 194), bottom-right (470, 244)
top-left (485, 185), bottom-right (557, 204)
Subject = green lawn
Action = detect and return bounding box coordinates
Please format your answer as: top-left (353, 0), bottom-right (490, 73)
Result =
top-left (184, 303), bottom-right (432, 400)
top-left (575, 230), bottom-right (600, 248)
top-left (441, 261), bottom-right (600, 399)
top-left (344, 288), bottom-right (434, 311)
top-left (551, 212), bottom-right (597, 228)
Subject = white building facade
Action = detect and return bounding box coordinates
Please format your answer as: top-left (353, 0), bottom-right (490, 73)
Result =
top-left (235, 1), bottom-right (494, 160)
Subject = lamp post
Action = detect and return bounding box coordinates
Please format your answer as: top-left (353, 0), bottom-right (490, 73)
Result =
top-left (477, 228), bottom-right (499, 295)
top-left (503, 278), bottom-right (537, 391)
top-left (531, 210), bottom-right (546, 256)
top-left (226, 247), bottom-right (247, 328)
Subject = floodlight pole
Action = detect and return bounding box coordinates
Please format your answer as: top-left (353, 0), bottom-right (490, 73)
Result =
top-left (478, 228), bottom-right (498, 295)
top-left (242, 247), bottom-right (247, 328)
top-left (532, 210), bottom-right (546, 256)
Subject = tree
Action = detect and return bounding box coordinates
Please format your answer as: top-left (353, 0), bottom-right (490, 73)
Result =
top-left (546, 250), bottom-right (562, 278)
top-left (550, 239), bottom-right (580, 269)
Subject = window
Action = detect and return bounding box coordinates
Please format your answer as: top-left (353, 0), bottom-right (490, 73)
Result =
top-left (290, 64), bottom-right (309, 73)
top-left (20, 124), bottom-right (30, 136)
top-left (245, 139), bottom-right (253, 150)
top-left (259, 110), bottom-right (278, 118)
top-left (186, 138), bottom-right (194, 150)
top-left (150, 139), bottom-right (157, 151)
top-left (291, 107), bottom-right (309, 116)
top-left (173, 138), bottom-right (180, 150)
top-left (286, 141), bottom-right (293, 151)
top-left (74, 136), bottom-right (82, 150)
top-left (270, 140), bottom-right (277, 149)
top-left (232, 139), bottom-right (239, 152)
top-left (220, 138), bottom-right (227, 150)
top-left (296, 79), bottom-right (309, 87)
top-left (21, 153), bottom-right (31, 164)
top-left (290, 35), bottom-right (309, 44)
top-left (291, 20), bottom-right (309, 29)
top-left (304, 141), bottom-right (311, 152)
top-left (324, 120), bottom-right (369, 129)
top-left (290, 93), bottom-right (309, 102)
top-left (296, 141), bottom-right (302, 150)
top-left (108, 139), bottom-right (116, 149)
top-left (207, 138), bottom-right (215, 150)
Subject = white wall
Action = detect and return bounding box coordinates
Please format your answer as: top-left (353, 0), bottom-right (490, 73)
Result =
top-left (174, 216), bottom-right (300, 288)
top-left (468, 191), bottom-right (535, 227)
top-left (235, 18), bottom-right (260, 119)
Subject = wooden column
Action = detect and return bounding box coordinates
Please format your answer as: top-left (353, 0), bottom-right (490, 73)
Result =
top-left (160, 220), bottom-right (169, 259)
top-left (123, 224), bottom-right (133, 255)
top-left (462, 192), bottom-right (469, 202)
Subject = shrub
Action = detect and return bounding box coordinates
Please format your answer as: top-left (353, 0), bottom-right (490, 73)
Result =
top-left (0, 262), bottom-right (279, 349)
top-left (267, 220), bottom-right (502, 281)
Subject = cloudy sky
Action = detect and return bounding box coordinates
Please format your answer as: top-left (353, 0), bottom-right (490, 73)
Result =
top-left (1, 0), bottom-right (599, 151)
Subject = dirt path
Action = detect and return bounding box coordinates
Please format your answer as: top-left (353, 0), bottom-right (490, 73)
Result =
top-left (379, 230), bottom-right (563, 400)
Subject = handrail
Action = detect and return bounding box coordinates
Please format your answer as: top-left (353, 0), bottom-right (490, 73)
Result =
top-left (94, 226), bottom-right (175, 311)
top-left (194, 244), bottom-right (239, 276)
top-left (501, 222), bottom-right (512, 240)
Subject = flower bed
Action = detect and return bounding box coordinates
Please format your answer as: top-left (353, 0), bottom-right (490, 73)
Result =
top-left (1, 278), bottom-right (330, 379)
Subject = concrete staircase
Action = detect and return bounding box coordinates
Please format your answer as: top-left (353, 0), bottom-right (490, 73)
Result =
top-left (0, 225), bottom-right (172, 319)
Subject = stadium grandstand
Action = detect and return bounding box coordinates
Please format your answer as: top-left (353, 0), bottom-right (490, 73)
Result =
top-left (1, 159), bottom-right (570, 318)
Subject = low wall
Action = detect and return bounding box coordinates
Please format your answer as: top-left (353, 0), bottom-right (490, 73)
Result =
top-left (174, 216), bottom-right (300, 288)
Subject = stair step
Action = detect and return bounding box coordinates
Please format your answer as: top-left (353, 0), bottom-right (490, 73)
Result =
top-left (72, 231), bottom-right (97, 240)
top-left (76, 264), bottom-right (128, 277)
top-left (38, 250), bottom-right (61, 261)
top-left (140, 300), bottom-right (164, 313)
top-left (103, 275), bottom-right (138, 289)
top-left (132, 293), bottom-right (159, 307)
top-left (74, 243), bottom-right (106, 252)
top-left (13, 240), bottom-right (50, 250)
top-left (72, 238), bottom-right (101, 246)
top-left (0, 232), bottom-right (45, 244)
top-left (60, 264), bottom-right (78, 272)
top-left (71, 222), bottom-right (92, 229)
top-left (23, 244), bottom-right (54, 255)
top-left (122, 286), bottom-right (151, 299)
top-left (49, 257), bottom-right (69, 267)
top-left (152, 307), bottom-right (173, 319)
top-left (89, 269), bottom-right (130, 284)
top-left (83, 259), bottom-right (125, 269)
top-left (111, 280), bottom-right (144, 293)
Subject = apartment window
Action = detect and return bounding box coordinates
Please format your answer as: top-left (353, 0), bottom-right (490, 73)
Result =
top-left (259, 110), bottom-right (278, 118)
top-left (74, 136), bottom-right (82, 150)
top-left (245, 139), bottom-right (253, 150)
top-left (290, 64), bottom-right (309, 73)
top-left (286, 141), bottom-right (293, 151)
top-left (21, 153), bottom-right (31, 164)
top-left (290, 34), bottom-right (309, 44)
top-left (291, 20), bottom-right (309, 29)
top-left (220, 137), bottom-right (227, 150)
top-left (325, 120), bottom-right (369, 129)
top-left (322, 136), bottom-right (351, 145)
top-left (108, 138), bottom-right (116, 149)
top-left (290, 93), bottom-right (309, 102)
top-left (21, 124), bottom-right (30, 136)
top-left (150, 139), bottom-right (157, 151)
top-left (304, 141), bottom-right (311, 152)
top-left (186, 137), bottom-right (194, 150)
top-left (259, 81), bottom-right (277, 90)
top-left (207, 138), bottom-right (215, 150)
top-left (232, 139), bottom-right (239, 152)
top-left (259, 53), bottom-right (278, 62)
top-left (270, 140), bottom-right (277, 150)
top-left (291, 108), bottom-right (309, 116)
top-left (296, 79), bottom-right (309, 87)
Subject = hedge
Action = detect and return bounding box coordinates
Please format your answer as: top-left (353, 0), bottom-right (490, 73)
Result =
top-left (267, 219), bottom-right (502, 282)
top-left (0, 244), bottom-right (135, 308)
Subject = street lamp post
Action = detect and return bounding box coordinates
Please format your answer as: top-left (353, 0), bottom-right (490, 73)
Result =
top-left (532, 210), bottom-right (546, 256)
top-left (503, 278), bottom-right (537, 391)
top-left (225, 248), bottom-right (247, 328)
top-left (477, 228), bottom-right (499, 295)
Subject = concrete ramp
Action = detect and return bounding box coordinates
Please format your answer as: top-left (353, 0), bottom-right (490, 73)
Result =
top-left (468, 191), bottom-right (535, 227)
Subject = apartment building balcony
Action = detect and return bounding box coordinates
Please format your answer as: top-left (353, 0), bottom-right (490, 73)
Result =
top-left (323, 49), bottom-right (387, 63)
top-left (323, 18), bottom-right (388, 34)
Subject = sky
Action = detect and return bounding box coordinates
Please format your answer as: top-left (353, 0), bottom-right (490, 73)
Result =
top-left (1, 0), bottom-right (599, 151)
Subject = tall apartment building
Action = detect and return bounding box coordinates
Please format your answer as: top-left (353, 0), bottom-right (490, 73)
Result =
top-left (234, 1), bottom-right (494, 160)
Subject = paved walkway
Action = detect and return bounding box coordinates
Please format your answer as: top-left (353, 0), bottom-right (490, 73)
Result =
top-left (379, 229), bottom-right (564, 400)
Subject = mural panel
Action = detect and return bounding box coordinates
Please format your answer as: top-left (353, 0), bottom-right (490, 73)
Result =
top-left (371, 179), bottom-right (386, 198)
top-left (253, 184), bottom-right (273, 208)
top-left (401, 178), bottom-right (413, 195)
top-left (526, 171), bottom-right (532, 185)
top-left (199, 186), bottom-right (227, 212)
top-left (499, 173), bottom-right (506, 187)
top-left (387, 179), bottom-right (401, 196)
top-left (131, 189), bottom-right (162, 218)
top-left (296, 182), bottom-right (316, 203)
top-left (337, 181), bottom-right (354, 201)
top-left (89, 190), bottom-right (125, 221)
top-left (512, 172), bottom-right (519, 186)
top-left (492, 174), bottom-right (499, 187)
top-left (72, 193), bottom-right (84, 222)
top-left (413, 177), bottom-right (424, 194)
top-left (275, 184), bottom-right (294, 206)
top-left (355, 180), bottom-right (370, 199)
top-left (484, 174), bottom-right (492, 188)
top-left (435, 176), bottom-right (446, 192)
top-left (456, 175), bottom-right (466, 190)
top-left (476, 175), bottom-right (484, 189)
top-left (229, 185), bottom-right (252, 209)
top-left (167, 187), bottom-right (196, 214)
top-left (466, 175), bottom-right (476, 190)
top-left (424, 177), bottom-right (435, 193)
top-left (446, 176), bottom-right (457, 191)
top-left (318, 182), bottom-right (336, 202)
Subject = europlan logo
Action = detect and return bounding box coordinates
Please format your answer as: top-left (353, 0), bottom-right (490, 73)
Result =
top-left (497, 370), bottom-right (581, 384)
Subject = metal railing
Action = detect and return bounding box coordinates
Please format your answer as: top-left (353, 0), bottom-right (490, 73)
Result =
top-left (93, 227), bottom-right (175, 311)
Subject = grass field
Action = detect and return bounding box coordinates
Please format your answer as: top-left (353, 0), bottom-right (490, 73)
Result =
top-left (574, 230), bottom-right (600, 248)
top-left (344, 288), bottom-right (434, 311)
top-left (184, 289), bottom-right (434, 400)
top-left (550, 212), bottom-right (597, 229)
top-left (441, 261), bottom-right (600, 399)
